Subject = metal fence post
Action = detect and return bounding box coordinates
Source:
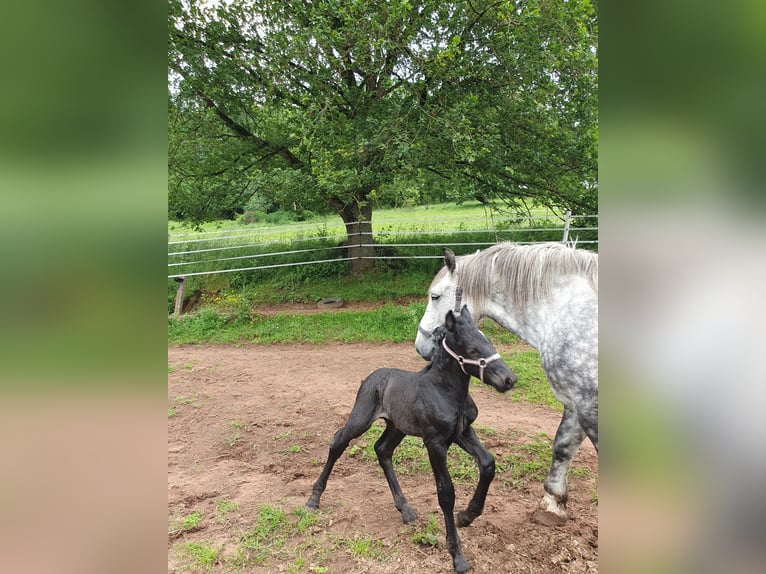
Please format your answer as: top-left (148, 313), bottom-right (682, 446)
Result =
top-left (562, 210), bottom-right (572, 243)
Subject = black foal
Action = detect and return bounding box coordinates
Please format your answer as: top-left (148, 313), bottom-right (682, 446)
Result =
top-left (306, 307), bottom-right (517, 573)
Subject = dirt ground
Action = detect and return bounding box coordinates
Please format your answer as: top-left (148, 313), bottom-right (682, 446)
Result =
top-left (168, 342), bottom-right (598, 573)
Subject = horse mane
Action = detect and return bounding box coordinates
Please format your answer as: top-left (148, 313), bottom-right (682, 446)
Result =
top-left (456, 242), bottom-right (598, 312)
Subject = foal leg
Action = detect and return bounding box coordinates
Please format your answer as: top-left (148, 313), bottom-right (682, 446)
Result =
top-left (306, 385), bottom-right (378, 510)
top-left (374, 424), bottom-right (417, 523)
top-left (532, 406), bottom-right (586, 526)
top-left (426, 439), bottom-right (471, 574)
top-left (454, 426), bottom-right (495, 527)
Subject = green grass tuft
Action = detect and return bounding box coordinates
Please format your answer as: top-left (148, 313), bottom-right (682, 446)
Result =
top-left (170, 510), bottom-right (203, 536)
top-left (333, 532), bottom-right (388, 560)
top-left (410, 513), bottom-right (441, 547)
top-left (216, 499), bottom-right (239, 523)
top-left (226, 432), bottom-right (242, 447)
top-left (177, 542), bottom-right (222, 569)
top-left (234, 503), bottom-right (327, 567)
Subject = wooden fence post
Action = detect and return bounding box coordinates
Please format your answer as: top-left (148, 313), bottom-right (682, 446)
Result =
top-left (173, 277), bottom-right (186, 315)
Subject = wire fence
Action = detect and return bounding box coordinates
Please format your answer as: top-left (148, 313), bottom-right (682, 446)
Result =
top-left (167, 211), bottom-right (598, 279)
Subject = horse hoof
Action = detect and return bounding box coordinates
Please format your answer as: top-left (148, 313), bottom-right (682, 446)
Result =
top-left (401, 508), bottom-right (418, 524)
top-left (531, 492), bottom-right (568, 526)
top-left (306, 497), bottom-right (319, 510)
top-left (454, 555), bottom-right (471, 573)
top-left (531, 507), bottom-right (567, 526)
top-left (457, 510), bottom-right (476, 527)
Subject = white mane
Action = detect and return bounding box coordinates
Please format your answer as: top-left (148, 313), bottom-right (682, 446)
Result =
top-left (455, 242), bottom-right (598, 312)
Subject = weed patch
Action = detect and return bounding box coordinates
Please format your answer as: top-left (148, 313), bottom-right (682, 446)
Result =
top-left (216, 499), bottom-right (239, 523)
top-left (409, 513), bottom-right (441, 547)
top-left (177, 542), bottom-right (222, 569)
top-left (169, 511), bottom-right (203, 537)
top-left (333, 532), bottom-right (388, 561)
top-left (173, 394), bottom-right (202, 408)
top-left (233, 504), bottom-right (326, 568)
top-left (226, 432), bottom-right (242, 447)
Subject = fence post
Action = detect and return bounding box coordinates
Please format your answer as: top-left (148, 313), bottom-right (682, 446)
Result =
top-left (173, 277), bottom-right (186, 315)
top-left (562, 210), bottom-right (572, 243)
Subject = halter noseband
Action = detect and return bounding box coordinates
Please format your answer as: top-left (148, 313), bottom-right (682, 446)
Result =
top-left (441, 337), bottom-right (502, 384)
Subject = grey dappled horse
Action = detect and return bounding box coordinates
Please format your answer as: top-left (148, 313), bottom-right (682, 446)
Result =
top-left (307, 307), bottom-right (517, 574)
top-left (416, 242), bottom-right (598, 526)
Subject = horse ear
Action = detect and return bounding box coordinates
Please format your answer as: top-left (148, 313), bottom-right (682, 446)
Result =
top-left (445, 310), bottom-right (456, 331)
top-left (444, 249), bottom-right (456, 274)
top-left (461, 305), bottom-right (472, 321)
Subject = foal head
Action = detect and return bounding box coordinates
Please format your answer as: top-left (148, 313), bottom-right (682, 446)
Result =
top-left (440, 306), bottom-right (517, 392)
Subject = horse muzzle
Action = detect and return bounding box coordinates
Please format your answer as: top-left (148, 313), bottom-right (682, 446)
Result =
top-left (490, 371), bottom-right (517, 393)
top-left (504, 372), bottom-right (518, 391)
top-left (484, 368), bottom-right (519, 393)
top-left (415, 326), bottom-right (436, 360)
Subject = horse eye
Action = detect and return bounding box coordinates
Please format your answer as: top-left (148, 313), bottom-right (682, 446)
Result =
top-left (430, 294), bottom-right (441, 301)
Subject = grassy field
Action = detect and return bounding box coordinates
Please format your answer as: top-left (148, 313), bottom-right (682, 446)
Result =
top-left (168, 303), bottom-right (428, 345)
top-left (167, 201), bottom-right (595, 314)
top-left (167, 201), bottom-right (578, 280)
top-left (168, 200), bottom-right (564, 239)
top-left (168, 302), bottom-right (523, 345)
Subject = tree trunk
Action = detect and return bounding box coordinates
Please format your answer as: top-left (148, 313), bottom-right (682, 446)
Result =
top-left (339, 200), bottom-right (375, 275)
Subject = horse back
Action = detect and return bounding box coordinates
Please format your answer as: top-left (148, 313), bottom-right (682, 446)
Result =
top-left (357, 367), bottom-right (431, 436)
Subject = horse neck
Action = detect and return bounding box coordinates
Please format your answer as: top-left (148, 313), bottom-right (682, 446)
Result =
top-left (480, 297), bottom-right (547, 351)
top-left (430, 345), bottom-right (471, 397)
top-left (478, 278), bottom-right (596, 352)
top-left (458, 288), bottom-right (546, 350)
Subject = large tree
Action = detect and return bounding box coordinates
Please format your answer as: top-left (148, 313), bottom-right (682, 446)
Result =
top-left (169, 0), bottom-right (597, 273)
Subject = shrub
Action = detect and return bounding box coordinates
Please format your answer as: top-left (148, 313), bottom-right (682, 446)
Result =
top-left (238, 210), bottom-right (265, 225)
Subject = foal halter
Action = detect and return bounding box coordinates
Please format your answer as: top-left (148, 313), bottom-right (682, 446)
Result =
top-left (441, 337), bottom-right (502, 384)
